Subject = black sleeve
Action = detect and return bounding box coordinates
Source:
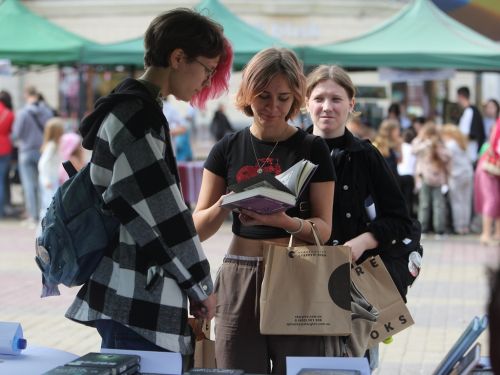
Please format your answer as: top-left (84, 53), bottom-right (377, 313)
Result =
top-left (309, 136), bottom-right (336, 182)
top-left (365, 144), bottom-right (412, 247)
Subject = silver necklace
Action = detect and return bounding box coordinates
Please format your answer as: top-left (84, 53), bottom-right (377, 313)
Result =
top-left (249, 128), bottom-right (284, 174)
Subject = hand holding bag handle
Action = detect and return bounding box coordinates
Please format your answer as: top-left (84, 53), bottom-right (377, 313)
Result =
top-left (287, 219), bottom-right (324, 249)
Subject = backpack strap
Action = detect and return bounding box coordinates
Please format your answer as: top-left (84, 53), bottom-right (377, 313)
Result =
top-left (62, 160), bottom-right (79, 178)
top-left (27, 110), bottom-right (45, 133)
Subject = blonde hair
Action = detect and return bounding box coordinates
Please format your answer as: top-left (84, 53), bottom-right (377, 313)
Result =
top-left (441, 123), bottom-right (468, 151)
top-left (235, 48), bottom-right (305, 121)
top-left (41, 117), bottom-right (64, 152)
top-left (306, 65), bottom-right (356, 99)
top-left (420, 122), bottom-right (448, 169)
top-left (373, 119), bottom-right (400, 157)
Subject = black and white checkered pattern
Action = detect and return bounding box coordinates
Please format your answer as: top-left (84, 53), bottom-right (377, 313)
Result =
top-left (66, 95), bottom-right (212, 354)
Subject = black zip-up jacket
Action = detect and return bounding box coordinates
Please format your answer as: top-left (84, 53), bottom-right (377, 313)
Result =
top-left (307, 127), bottom-right (415, 299)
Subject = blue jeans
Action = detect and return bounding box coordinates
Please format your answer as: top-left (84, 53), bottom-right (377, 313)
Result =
top-left (18, 149), bottom-right (40, 220)
top-left (418, 183), bottom-right (447, 233)
top-left (0, 154), bottom-right (10, 217)
top-left (95, 319), bottom-right (170, 351)
top-left (94, 320), bottom-right (193, 371)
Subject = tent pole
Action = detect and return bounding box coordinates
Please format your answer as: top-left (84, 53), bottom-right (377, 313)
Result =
top-left (86, 65), bottom-right (94, 114)
top-left (475, 72), bottom-right (482, 108)
top-left (77, 64), bottom-right (87, 122)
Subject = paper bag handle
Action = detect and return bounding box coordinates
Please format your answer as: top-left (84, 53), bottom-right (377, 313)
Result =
top-left (189, 318), bottom-right (209, 340)
top-left (288, 220), bottom-right (323, 248)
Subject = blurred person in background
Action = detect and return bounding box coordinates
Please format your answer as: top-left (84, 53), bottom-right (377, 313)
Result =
top-left (457, 86), bottom-right (486, 163)
top-left (209, 102), bottom-right (234, 141)
top-left (412, 122), bottom-right (451, 236)
top-left (411, 116), bottom-right (426, 136)
top-left (474, 118), bottom-right (500, 246)
top-left (373, 119), bottom-right (402, 177)
top-left (38, 118), bottom-right (64, 221)
top-left (387, 102), bottom-right (411, 129)
top-left (483, 98), bottom-right (499, 138)
top-left (11, 86), bottom-right (54, 225)
top-left (397, 127), bottom-right (418, 218)
top-left (347, 116), bottom-right (375, 140)
top-left (186, 104), bottom-right (198, 138)
top-left (441, 124), bottom-right (474, 235)
top-left (0, 90), bottom-right (14, 219)
top-left (374, 118), bottom-right (417, 227)
top-left (163, 97), bottom-right (193, 161)
top-left (58, 132), bottom-right (86, 184)
top-left (37, 92), bottom-right (59, 117)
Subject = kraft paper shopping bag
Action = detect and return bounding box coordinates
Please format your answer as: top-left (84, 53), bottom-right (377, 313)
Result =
top-left (188, 318), bottom-right (216, 368)
top-left (260, 222), bottom-right (352, 336)
top-left (351, 255), bottom-right (414, 347)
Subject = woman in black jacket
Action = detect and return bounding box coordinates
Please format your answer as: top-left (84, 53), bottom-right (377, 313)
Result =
top-left (305, 65), bottom-right (420, 299)
top-left (305, 64), bottom-right (420, 369)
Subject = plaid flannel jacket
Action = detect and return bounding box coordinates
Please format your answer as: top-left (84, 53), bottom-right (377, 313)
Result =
top-left (66, 94), bottom-right (212, 354)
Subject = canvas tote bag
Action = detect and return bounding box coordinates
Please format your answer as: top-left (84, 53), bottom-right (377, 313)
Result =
top-left (260, 222), bottom-right (352, 336)
top-left (482, 149), bottom-right (500, 176)
top-left (351, 255), bottom-right (415, 347)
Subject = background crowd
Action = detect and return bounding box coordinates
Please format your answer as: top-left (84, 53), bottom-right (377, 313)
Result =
top-left (343, 92), bottom-right (500, 247)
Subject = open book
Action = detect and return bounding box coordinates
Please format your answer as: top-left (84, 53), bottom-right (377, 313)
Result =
top-left (450, 343), bottom-right (481, 375)
top-left (221, 159), bottom-right (318, 215)
top-left (433, 315), bottom-right (488, 375)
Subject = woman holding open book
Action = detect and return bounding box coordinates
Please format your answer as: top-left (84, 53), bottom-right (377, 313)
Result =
top-left (193, 48), bottom-right (335, 373)
top-left (305, 65), bottom-right (414, 369)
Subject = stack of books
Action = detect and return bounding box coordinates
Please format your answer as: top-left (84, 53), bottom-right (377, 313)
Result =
top-left (42, 352), bottom-right (141, 374)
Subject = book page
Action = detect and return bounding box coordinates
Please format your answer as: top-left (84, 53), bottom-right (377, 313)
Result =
top-left (229, 173), bottom-right (290, 194)
top-left (296, 161), bottom-right (318, 196)
top-left (276, 159), bottom-right (317, 196)
top-left (275, 160), bottom-right (306, 195)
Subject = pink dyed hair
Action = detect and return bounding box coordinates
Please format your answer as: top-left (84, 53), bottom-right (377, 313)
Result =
top-left (190, 38), bottom-right (233, 110)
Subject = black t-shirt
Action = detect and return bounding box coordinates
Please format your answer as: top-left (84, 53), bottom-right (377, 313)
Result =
top-left (204, 127), bottom-right (335, 239)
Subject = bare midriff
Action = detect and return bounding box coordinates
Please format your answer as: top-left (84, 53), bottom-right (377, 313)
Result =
top-left (227, 234), bottom-right (293, 257)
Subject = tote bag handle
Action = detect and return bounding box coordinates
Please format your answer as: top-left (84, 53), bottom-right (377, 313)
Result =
top-left (288, 220), bottom-right (323, 248)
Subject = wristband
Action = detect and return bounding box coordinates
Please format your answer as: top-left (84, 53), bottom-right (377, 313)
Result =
top-left (286, 218), bottom-right (304, 235)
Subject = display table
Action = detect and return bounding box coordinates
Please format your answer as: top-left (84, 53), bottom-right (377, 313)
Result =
top-left (0, 345), bottom-right (77, 375)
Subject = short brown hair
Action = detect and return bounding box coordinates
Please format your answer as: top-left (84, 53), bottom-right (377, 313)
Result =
top-left (235, 48), bottom-right (305, 121)
top-left (144, 8), bottom-right (225, 68)
top-left (306, 65), bottom-right (356, 100)
top-left (25, 86), bottom-right (38, 97)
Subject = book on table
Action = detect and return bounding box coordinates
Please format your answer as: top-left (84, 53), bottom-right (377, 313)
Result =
top-left (61, 352), bottom-right (141, 375)
top-left (42, 366), bottom-right (115, 375)
top-left (450, 343), bottom-right (482, 375)
top-left (221, 159), bottom-right (318, 215)
top-left (43, 364), bottom-right (140, 374)
top-left (185, 369), bottom-right (244, 374)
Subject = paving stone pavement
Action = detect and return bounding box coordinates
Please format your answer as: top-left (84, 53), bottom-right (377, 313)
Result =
top-left (0, 218), bottom-right (498, 374)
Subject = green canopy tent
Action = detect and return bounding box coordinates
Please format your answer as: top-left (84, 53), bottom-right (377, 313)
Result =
top-left (299, 0), bottom-right (500, 71)
top-left (0, 0), bottom-right (97, 65)
top-left (82, 0), bottom-right (289, 69)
